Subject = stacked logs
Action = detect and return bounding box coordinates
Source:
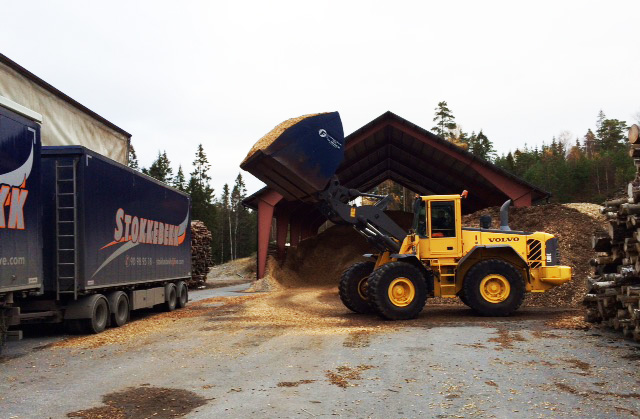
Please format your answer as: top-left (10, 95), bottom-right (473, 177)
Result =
top-left (189, 220), bottom-right (213, 288)
top-left (584, 124), bottom-right (640, 341)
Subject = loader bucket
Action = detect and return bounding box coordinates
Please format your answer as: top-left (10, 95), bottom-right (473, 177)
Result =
top-left (240, 112), bottom-right (344, 202)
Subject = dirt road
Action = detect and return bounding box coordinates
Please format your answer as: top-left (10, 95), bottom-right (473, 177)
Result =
top-left (1, 285), bottom-right (639, 418)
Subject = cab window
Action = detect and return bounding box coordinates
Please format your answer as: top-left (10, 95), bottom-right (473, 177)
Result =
top-left (414, 200), bottom-right (427, 237)
top-left (430, 201), bottom-right (455, 238)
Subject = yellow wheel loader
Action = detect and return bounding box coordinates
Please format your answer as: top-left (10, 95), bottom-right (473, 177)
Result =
top-left (241, 112), bottom-right (572, 320)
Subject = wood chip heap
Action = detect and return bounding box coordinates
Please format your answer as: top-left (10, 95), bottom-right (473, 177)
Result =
top-left (189, 220), bottom-right (213, 288)
top-left (584, 124), bottom-right (640, 341)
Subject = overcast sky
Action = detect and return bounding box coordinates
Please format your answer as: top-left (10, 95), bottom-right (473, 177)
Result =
top-left (2, 1), bottom-right (639, 196)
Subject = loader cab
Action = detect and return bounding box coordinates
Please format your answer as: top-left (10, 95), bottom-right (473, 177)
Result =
top-left (413, 195), bottom-right (463, 259)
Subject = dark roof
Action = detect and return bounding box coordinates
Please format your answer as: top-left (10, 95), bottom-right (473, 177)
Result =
top-left (0, 53), bottom-right (131, 138)
top-left (243, 111), bottom-right (549, 214)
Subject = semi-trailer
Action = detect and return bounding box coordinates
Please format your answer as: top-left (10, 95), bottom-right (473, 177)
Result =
top-left (0, 96), bottom-right (192, 349)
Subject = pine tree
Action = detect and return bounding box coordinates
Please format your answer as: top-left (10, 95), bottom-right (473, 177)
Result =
top-left (583, 129), bottom-right (597, 157)
top-left (145, 151), bottom-right (173, 183)
top-left (186, 144), bottom-right (218, 261)
top-left (596, 110), bottom-right (606, 135)
top-left (220, 184), bottom-right (231, 262)
top-left (598, 119), bottom-right (627, 151)
top-left (173, 165), bottom-right (186, 191)
top-left (231, 173), bottom-right (250, 260)
top-left (469, 130), bottom-right (495, 161)
top-left (127, 141), bottom-right (139, 170)
top-left (431, 101), bottom-right (457, 139)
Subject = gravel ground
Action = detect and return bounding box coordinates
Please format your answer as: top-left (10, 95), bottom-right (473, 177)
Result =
top-left (1, 284), bottom-right (639, 419)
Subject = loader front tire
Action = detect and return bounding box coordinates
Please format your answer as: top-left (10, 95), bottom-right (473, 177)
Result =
top-left (368, 262), bottom-right (427, 320)
top-left (463, 259), bottom-right (525, 317)
top-left (339, 262), bottom-right (375, 314)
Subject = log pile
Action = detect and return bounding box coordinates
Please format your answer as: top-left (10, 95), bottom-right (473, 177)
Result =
top-left (189, 220), bottom-right (213, 288)
top-left (584, 124), bottom-right (640, 341)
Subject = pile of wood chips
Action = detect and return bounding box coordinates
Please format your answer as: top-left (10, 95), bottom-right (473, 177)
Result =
top-left (463, 202), bottom-right (606, 308)
top-left (265, 205), bottom-right (604, 309)
top-left (584, 124), bottom-right (640, 341)
top-left (189, 220), bottom-right (213, 288)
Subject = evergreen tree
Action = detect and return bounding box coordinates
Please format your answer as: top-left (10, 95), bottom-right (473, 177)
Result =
top-left (596, 110), bottom-right (606, 136)
top-left (583, 129), bottom-right (597, 157)
top-left (186, 145), bottom-right (218, 261)
top-left (173, 165), bottom-right (186, 191)
top-left (145, 151), bottom-right (173, 183)
top-left (231, 173), bottom-right (254, 260)
top-left (468, 130), bottom-right (495, 161)
top-left (432, 101), bottom-right (457, 139)
top-left (220, 184), bottom-right (231, 262)
top-left (127, 141), bottom-right (139, 170)
top-left (598, 119), bottom-right (627, 151)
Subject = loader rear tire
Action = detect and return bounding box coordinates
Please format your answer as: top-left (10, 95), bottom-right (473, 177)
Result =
top-left (368, 262), bottom-right (427, 320)
top-left (463, 259), bottom-right (525, 317)
top-left (339, 262), bottom-right (375, 314)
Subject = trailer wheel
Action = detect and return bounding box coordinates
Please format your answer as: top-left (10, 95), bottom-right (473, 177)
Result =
top-left (339, 262), bottom-right (375, 314)
top-left (164, 283), bottom-right (177, 312)
top-left (108, 292), bottom-right (130, 327)
top-left (82, 295), bottom-right (109, 334)
top-left (462, 259), bottom-right (525, 317)
top-left (176, 281), bottom-right (188, 309)
top-left (367, 262), bottom-right (427, 320)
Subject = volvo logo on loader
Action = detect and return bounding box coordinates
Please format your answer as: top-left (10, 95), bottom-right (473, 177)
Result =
top-left (487, 237), bottom-right (520, 243)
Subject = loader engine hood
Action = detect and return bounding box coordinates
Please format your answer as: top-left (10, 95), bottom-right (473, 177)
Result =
top-left (240, 112), bottom-right (345, 202)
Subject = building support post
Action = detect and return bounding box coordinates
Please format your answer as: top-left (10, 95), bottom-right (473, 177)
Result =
top-left (256, 190), bottom-right (283, 279)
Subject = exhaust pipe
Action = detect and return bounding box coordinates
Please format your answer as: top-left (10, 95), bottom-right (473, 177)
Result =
top-left (500, 199), bottom-right (512, 231)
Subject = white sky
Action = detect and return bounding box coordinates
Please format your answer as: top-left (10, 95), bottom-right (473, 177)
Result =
top-left (2, 1), bottom-right (639, 196)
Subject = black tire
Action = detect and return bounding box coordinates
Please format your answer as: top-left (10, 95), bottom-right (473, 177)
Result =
top-left (462, 259), bottom-right (525, 317)
top-left (176, 281), bottom-right (188, 309)
top-left (458, 293), bottom-right (469, 306)
top-left (368, 262), bottom-right (427, 320)
top-left (111, 292), bottom-right (130, 327)
top-left (339, 262), bottom-right (375, 314)
top-left (81, 295), bottom-right (109, 334)
top-left (164, 283), bottom-right (177, 312)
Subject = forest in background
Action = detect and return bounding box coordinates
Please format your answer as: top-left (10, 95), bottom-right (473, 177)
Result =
top-left (127, 144), bottom-right (256, 265)
top-left (129, 103), bottom-right (640, 265)
top-left (373, 102), bottom-right (639, 207)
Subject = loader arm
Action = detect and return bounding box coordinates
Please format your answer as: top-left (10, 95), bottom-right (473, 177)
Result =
top-left (317, 177), bottom-right (407, 253)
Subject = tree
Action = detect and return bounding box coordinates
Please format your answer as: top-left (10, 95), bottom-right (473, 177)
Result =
top-left (186, 144), bottom-right (218, 261)
top-left (468, 130), bottom-right (495, 161)
top-left (583, 129), bottom-right (597, 157)
top-left (173, 165), bottom-right (186, 191)
top-left (596, 110), bottom-right (606, 135)
top-left (598, 119), bottom-right (627, 151)
top-left (127, 141), bottom-right (139, 170)
top-left (144, 151), bottom-right (173, 183)
top-left (220, 184), bottom-right (231, 262)
top-left (231, 173), bottom-right (252, 260)
top-left (432, 101), bottom-right (457, 139)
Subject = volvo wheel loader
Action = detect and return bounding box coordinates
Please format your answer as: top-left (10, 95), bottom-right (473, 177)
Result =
top-left (241, 112), bottom-right (572, 320)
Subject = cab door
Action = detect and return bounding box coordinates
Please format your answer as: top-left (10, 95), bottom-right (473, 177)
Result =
top-left (427, 199), bottom-right (462, 257)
